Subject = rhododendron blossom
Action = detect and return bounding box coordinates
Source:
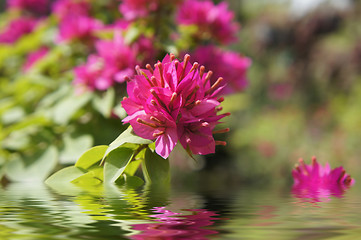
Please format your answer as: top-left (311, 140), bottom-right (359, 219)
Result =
top-left (192, 45), bottom-right (251, 95)
top-left (0, 17), bottom-right (38, 44)
top-left (122, 54), bottom-right (229, 159)
top-left (176, 0), bottom-right (239, 44)
top-left (292, 156), bottom-right (355, 202)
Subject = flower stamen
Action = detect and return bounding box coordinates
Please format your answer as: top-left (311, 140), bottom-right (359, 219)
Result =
top-left (137, 118), bottom-right (158, 128)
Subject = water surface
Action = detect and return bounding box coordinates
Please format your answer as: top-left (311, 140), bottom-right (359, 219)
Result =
top-left (0, 182), bottom-right (360, 239)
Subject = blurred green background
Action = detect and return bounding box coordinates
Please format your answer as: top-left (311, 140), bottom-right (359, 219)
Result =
top-left (174, 0), bottom-right (361, 187)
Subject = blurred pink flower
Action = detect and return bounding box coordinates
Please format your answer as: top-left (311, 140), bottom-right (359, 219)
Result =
top-left (73, 35), bottom-right (137, 91)
top-left (7, 0), bottom-right (49, 15)
top-left (176, 0), bottom-right (239, 44)
top-left (95, 34), bottom-right (137, 83)
top-left (122, 54), bottom-right (229, 158)
top-left (192, 45), bottom-right (251, 95)
top-left (131, 207), bottom-right (219, 240)
top-left (52, 0), bottom-right (90, 20)
top-left (0, 17), bottom-right (38, 44)
top-left (57, 15), bottom-right (103, 42)
top-left (23, 46), bottom-right (49, 71)
top-left (119, 0), bottom-right (159, 20)
top-left (292, 156), bottom-right (355, 203)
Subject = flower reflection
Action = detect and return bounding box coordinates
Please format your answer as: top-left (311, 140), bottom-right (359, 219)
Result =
top-left (292, 156), bottom-right (355, 203)
top-left (130, 207), bottom-right (219, 239)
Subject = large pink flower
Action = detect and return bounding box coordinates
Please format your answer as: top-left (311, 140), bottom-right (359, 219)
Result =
top-left (192, 45), bottom-right (251, 95)
top-left (292, 156), bottom-right (355, 203)
top-left (122, 54), bottom-right (229, 158)
top-left (176, 0), bottom-right (239, 44)
top-left (0, 17), bottom-right (38, 44)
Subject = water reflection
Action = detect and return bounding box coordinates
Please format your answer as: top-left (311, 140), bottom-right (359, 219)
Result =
top-left (0, 183), bottom-right (221, 239)
top-left (0, 182), bottom-right (360, 239)
top-left (130, 207), bottom-right (219, 239)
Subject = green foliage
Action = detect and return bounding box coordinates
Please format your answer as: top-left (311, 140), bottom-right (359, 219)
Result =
top-left (142, 148), bottom-right (170, 184)
top-left (46, 126), bottom-right (170, 188)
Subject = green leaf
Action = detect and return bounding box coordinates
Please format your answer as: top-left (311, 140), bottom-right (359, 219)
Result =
top-left (142, 148), bottom-right (170, 184)
top-left (59, 134), bottom-right (93, 164)
top-left (102, 126), bottom-right (152, 162)
top-left (115, 175), bottom-right (144, 188)
top-left (92, 88), bottom-right (115, 117)
top-left (71, 167), bottom-right (103, 186)
top-left (75, 145), bottom-right (108, 170)
top-left (5, 146), bottom-right (58, 182)
top-left (124, 159), bottom-right (142, 176)
top-left (45, 166), bottom-right (86, 185)
top-left (103, 147), bottom-right (133, 183)
top-left (52, 91), bottom-right (92, 125)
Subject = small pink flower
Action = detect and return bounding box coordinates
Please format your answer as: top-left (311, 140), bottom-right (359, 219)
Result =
top-left (119, 0), bottom-right (159, 21)
top-left (122, 54), bottom-right (229, 158)
top-left (0, 17), bottom-right (38, 44)
top-left (7, 0), bottom-right (49, 15)
top-left (57, 15), bottom-right (103, 43)
top-left (292, 156), bottom-right (355, 203)
top-left (52, 0), bottom-right (90, 20)
top-left (176, 0), bottom-right (239, 44)
top-left (23, 46), bottom-right (48, 71)
top-left (192, 45), bottom-right (251, 95)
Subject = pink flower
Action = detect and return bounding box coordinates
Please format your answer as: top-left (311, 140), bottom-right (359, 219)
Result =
top-left (52, 0), bottom-right (90, 20)
top-left (119, 0), bottom-right (159, 21)
top-left (57, 15), bottom-right (103, 43)
top-left (192, 45), bottom-right (251, 95)
top-left (73, 35), bottom-right (137, 91)
top-left (292, 156), bottom-right (355, 203)
top-left (131, 207), bottom-right (219, 240)
top-left (7, 0), bottom-right (50, 15)
top-left (122, 54), bottom-right (229, 158)
top-left (0, 17), bottom-right (38, 44)
top-left (95, 35), bottom-right (137, 82)
top-left (176, 0), bottom-right (239, 44)
top-left (23, 46), bottom-right (48, 71)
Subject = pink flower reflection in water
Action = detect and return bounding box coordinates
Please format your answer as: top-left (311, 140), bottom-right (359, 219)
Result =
top-left (130, 207), bottom-right (219, 240)
top-left (292, 156), bottom-right (355, 203)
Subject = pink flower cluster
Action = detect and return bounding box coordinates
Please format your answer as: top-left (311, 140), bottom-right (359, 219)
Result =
top-left (73, 35), bottom-right (137, 91)
top-left (0, 17), bottom-right (38, 44)
top-left (192, 46), bottom-right (252, 95)
top-left (122, 54), bottom-right (229, 158)
top-left (7, 0), bottom-right (49, 15)
top-left (176, 0), bottom-right (239, 44)
top-left (292, 156), bottom-right (355, 202)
